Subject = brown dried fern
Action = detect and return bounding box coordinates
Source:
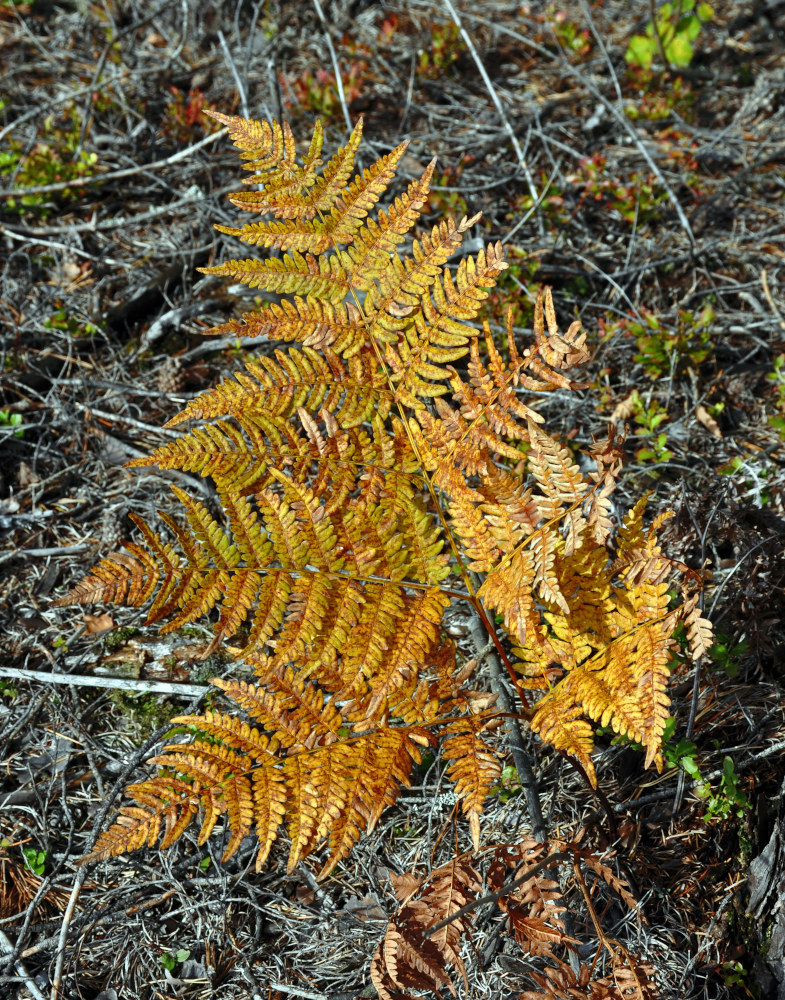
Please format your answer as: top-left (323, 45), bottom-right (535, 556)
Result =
top-left (373, 837), bottom-right (656, 999)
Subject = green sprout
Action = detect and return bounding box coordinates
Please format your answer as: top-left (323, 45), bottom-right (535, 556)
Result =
top-left (625, 1), bottom-right (714, 70)
top-left (22, 847), bottom-right (47, 877)
top-left (0, 408), bottom-right (23, 438)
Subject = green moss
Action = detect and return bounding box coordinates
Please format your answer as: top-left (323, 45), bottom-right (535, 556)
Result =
top-left (174, 625), bottom-right (211, 639)
top-left (109, 690), bottom-right (176, 739)
top-left (103, 626), bottom-right (139, 651)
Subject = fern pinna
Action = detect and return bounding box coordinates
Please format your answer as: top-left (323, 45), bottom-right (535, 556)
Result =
top-left (59, 111), bottom-right (708, 875)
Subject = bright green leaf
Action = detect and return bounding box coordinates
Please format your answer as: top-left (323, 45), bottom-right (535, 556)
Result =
top-left (667, 34), bottom-right (694, 66)
top-left (625, 35), bottom-right (655, 67)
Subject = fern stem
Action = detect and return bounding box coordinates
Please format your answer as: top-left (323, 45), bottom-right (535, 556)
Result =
top-left (468, 614), bottom-right (546, 843)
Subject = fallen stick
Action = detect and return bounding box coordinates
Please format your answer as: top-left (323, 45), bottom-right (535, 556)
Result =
top-left (0, 667), bottom-right (210, 698)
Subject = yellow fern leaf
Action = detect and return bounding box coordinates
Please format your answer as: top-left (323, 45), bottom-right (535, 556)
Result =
top-left (441, 717), bottom-right (502, 849)
top-left (530, 695), bottom-right (597, 785)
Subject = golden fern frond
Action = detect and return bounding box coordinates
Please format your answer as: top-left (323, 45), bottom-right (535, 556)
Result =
top-left (441, 714), bottom-right (503, 848)
top-left (127, 416), bottom-right (281, 494)
top-left (530, 694), bottom-right (597, 784)
top-left (168, 346), bottom-right (392, 429)
top-left (684, 600), bottom-right (714, 659)
top-left (205, 110), bottom-right (302, 188)
top-left (198, 297), bottom-right (367, 355)
top-left (600, 622), bottom-right (674, 768)
top-left (211, 666), bottom-right (343, 749)
top-left (478, 546), bottom-right (539, 646)
top-left (80, 729), bottom-right (285, 866)
top-left (199, 248), bottom-right (352, 301)
top-left (84, 674), bottom-right (433, 873)
top-left (371, 231), bottom-right (509, 406)
top-left (55, 547), bottom-right (159, 609)
top-left (213, 126), bottom-right (410, 254)
top-left (527, 422), bottom-right (588, 523)
top-left (448, 493), bottom-right (501, 572)
top-left (362, 588), bottom-right (449, 720)
top-left (316, 725), bottom-right (435, 876)
top-left (63, 111), bottom-right (704, 886)
top-left (450, 322), bottom-right (545, 437)
top-left (527, 286), bottom-right (591, 388)
top-left (339, 160), bottom-right (436, 286)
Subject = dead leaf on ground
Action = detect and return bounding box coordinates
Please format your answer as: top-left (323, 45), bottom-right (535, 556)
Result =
top-left (695, 404), bottom-right (722, 439)
top-left (84, 613), bottom-right (114, 634)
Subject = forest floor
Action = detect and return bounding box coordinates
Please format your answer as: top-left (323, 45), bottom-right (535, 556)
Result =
top-left (1, 1), bottom-right (785, 998)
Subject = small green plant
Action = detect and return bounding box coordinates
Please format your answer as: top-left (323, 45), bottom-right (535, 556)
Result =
top-left (625, 1), bottom-right (714, 70)
top-left (0, 408), bottom-right (23, 438)
top-left (661, 722), bottom-right (750, 822)
top-left (44, 306), bottom-right (102, 338)
top-left (661, 717), bottom-right (699, 774)
top-left (508, 171), bottom-right (568, 234)
top-left (0, 679), bottom-right (18, 699)
top-left (720, 961), bottom-right (750, 989)
top-left (639, 304), bottom-right (713, 378)
top-left (698, 756), bottom-right (750, 821)
top-left (22, 847), bottom-right (47, 877)
top-left (630, 391), bottom-right (673, 464)
top-left (160, 948), bottom-right (190, 972)
top-left (1, 104), bottom-right (98, 217)
top-left (417, 22), bottom-right (465, 79)
top-left (708, 631), bottom-right (749, 678)
top-left (624, 79), bottom-right (696, 122)
top-left (570, 153), bottom-right (666, 226)
top-left (282, 62), bottom-right (369, 119)
top-left (767, 354), bottom-right (785, 436)
top-left (546, 4), bottom-right (591, 58)
top-left (601, 304), bottom-right (713, 380)
top-left (491, 764), bottom-right (522, 803)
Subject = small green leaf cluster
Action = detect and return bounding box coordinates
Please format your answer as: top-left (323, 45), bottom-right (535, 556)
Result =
top-left (546, 5), bottom-right (592, 59)
top-left (417, 22), bottom-right (465, 79)
top-left (627, 391), bottom-right (673, 465)
top-left (708, 631), bottom-right (749, 678)
top-left (160, 948), bottom-right (190, 972)
top-left (632, 304), bottom-right (714, 379)
top-left (697, 757), bottom-right (750, 821)
top-left (22, 847), bottom-right (47, 877)
top-left (0, 679), bottom-right (18, 699)
top-left (661, 719), bottom-right (750, 822)
top-left (0, 408), bottom-right (23, 438)
top-left (1, 105), bottom-right (98, 217)
top-left (491, 764), bottom-right (522, 803)
top-left (767, 354), bottom-right (785, 437)
top-left (569, 153), bottom-right (666, 227)
top-left (625, 1), bottom-right (714, 70)
top-left (44, 307), bottom-right (102, 339)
